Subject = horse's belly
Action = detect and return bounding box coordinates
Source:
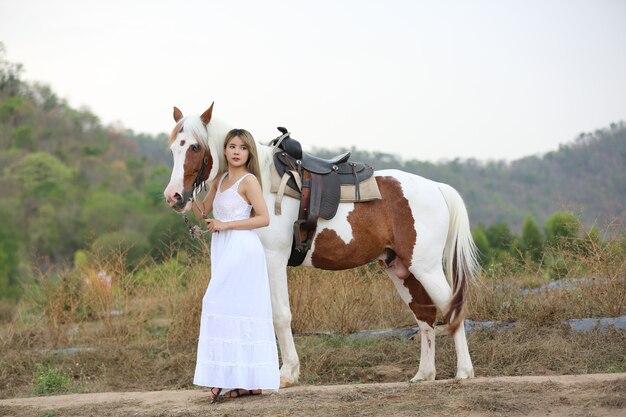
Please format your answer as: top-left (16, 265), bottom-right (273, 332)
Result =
top-left (302, 202), bottom-right (390, 270)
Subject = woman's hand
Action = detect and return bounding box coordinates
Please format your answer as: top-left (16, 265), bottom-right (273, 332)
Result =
top-left (205, 218), bottom-right (229, 233)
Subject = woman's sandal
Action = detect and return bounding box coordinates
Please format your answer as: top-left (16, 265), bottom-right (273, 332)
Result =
top-left (224, 388), bottom-right (261, 399)
top-left (209, 387), bottom-right (222, 403)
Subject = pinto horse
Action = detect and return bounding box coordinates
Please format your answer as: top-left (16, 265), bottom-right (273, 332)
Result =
top-left (163, 104), bottom-right (479, 387)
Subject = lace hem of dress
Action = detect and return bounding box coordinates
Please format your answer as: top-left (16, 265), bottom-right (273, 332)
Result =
top-left (195, 359), bottom-right (277, 368)
top-left (201, 313), bottom-right (273, 323)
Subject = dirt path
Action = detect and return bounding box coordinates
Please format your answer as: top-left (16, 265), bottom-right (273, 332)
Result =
top-left (1, 373), bottom-right (624, 417)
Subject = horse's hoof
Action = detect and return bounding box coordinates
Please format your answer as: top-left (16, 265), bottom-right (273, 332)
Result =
top-left (280, 377), bottom-right (296, 388)
top-left (455, 370), bottom-right (475, 379)
top-left (411, 371), bottom-right (435, 382)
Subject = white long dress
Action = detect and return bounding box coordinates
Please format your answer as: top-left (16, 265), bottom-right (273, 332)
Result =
top-left (193, 173), bottom-right (280, 390)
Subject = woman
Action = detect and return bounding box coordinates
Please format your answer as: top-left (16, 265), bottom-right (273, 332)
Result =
top-left (192, 128), bottom-right (279, 402)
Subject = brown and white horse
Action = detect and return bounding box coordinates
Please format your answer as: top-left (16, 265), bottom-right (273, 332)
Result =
top-left (163, 104), bottom-right (479, 387)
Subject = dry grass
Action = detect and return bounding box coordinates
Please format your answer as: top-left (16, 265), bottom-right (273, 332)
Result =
top-left (288, 266), bottom-right (414, 334)
top-left (468, 241), bottom-right (625, 325)
top-left (0, 225), bottom-right (624, 398)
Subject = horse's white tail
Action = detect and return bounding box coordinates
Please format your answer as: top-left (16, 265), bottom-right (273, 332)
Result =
top-left (437, 183), bottom-right (480, 334)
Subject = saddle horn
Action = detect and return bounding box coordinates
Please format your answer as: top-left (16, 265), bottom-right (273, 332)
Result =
top-left (274, 127), bottom-right (302, 159)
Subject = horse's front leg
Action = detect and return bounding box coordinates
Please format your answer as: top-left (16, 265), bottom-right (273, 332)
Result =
top-left (266, 250), bottom-right (300, 387)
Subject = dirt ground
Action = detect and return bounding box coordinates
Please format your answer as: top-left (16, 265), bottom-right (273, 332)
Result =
top-left (0, 373), bottom-right (624, 417)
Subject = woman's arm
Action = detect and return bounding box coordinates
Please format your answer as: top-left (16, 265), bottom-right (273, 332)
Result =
top-left (206, 175), bottom-right (269, 232)
top-left (192, 180), bottom-right (218, 220)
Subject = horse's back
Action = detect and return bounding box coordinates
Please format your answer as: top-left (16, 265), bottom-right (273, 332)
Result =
top-left (374, 169), bottom-right (449, 212)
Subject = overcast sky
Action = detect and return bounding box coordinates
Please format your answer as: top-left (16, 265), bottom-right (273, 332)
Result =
top-left (1, 0), bottom-right (625, 162)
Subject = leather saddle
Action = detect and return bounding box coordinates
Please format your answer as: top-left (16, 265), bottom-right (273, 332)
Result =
top-left (270, 127), bottom-right (375, 266)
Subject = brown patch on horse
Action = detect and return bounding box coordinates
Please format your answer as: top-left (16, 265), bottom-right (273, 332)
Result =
top-left (182, 148), bottom-right (212, 191)
top-left (403, 273), bottom-right (437, 327)
top-left (173, 106), bottom-right (183, 122)
top-left (311, 176), bottom-right (416, 270)
top-left (201, 103), bottom-right (214, 125)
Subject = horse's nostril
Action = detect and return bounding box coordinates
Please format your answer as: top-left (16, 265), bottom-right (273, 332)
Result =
top-left (174, 193), bottom-right (183, 202)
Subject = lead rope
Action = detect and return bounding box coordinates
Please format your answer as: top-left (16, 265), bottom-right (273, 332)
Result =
top-left (183, 183), bottom-right (210, 240)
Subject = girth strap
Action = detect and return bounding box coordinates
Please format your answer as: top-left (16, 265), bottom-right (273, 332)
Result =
top-left (275, 170), bottom-right (301, 215)
top-left (290, 171), bottom-right (311, 266)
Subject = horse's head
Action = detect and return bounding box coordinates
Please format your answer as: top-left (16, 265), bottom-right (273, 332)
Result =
top-left (163, 104), bottom-right (216, 212)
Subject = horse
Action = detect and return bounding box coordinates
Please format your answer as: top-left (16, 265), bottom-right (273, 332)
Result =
top-left (163, 104), bottom-right (479, 387)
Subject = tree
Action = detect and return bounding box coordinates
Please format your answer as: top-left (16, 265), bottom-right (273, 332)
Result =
top-left (0, 208), bottom-right (20, 298)
top-left (0, 43), bottom-right (24, 96)
top-left (80, 191), bottom-right (129, 238)
top-left (545, 211), bottom-right (580, 248)
top-left (485, 223), bottom-right (513, 252)
top-left (92, 230), bottom-right (151, 271)
top-left (7, 152), bottom-right (73, 200)
top-left (472, 226), bottom-right (491, 267)
top-left (521, 215), bottom-right (544, 262)
top-left (147, 212), bottom-right (196, 261)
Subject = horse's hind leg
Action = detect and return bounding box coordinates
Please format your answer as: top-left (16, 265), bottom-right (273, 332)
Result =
top-left (385, 269), bottom-right (438, 381)
top-left (451, 317), bottom-right (473, 379)
top-left (410, 265), bottom-right (474, 379)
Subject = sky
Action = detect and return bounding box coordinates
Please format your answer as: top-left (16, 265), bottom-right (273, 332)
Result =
top-left (1, 0), bottom-right (625, 162)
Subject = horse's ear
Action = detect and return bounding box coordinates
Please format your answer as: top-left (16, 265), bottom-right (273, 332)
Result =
top-left (173, 106), bottom-right (183, 122)
top-left (201, 102), bottom-right (214, 125)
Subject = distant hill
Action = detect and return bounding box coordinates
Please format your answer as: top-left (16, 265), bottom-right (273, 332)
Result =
top-left (310, 124), bottom-right (626, 232)
top-left (0, 43), bottom-right (623, 287)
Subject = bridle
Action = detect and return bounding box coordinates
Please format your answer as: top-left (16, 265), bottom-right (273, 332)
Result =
top-left (183, 149), bottom-right (211, 239)
top-left (192, 152), bottom-right (210, 194)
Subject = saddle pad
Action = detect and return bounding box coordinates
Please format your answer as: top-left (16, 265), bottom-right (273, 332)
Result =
top-left (270, 163), bottom-right (382, 203)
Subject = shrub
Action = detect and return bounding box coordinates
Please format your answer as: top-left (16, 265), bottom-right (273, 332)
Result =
top-left (92, 230), bottom-right (150, 271)
top-left (32, 364), bottom-right (71, 395)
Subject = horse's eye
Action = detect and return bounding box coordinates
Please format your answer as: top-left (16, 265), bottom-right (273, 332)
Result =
top-left (190, 144), bottom-right (200, 152)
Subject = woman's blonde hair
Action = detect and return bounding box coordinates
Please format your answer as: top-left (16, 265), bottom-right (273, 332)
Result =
top-left (221, 128), bottom-right (263, 189)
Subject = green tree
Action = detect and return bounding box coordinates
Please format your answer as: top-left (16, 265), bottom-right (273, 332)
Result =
top-left (545, 211), bottom-right (580, 248)
top-left (485, 223), bottom-right (513, 253)
top-left (80, 191), bottom-right (129, 237)
top-left (92, 230), bottom-right (151, 271)
top-left (0, 208), bottom-right (21, 298)
top-left (472, 225), bottom-right (491, 267)
top-left (0, 43), bottom-right (24, 96)
top-left (7, 152), bottom-right (73, 200)
top-left (147, 212), bottom-right (196, 260)
top-left (12, 125), bottom-right (35, 151)
top-left (144, 166), bottom-right (171, 206)
top-left (521, 215), bottom-right (544, 262)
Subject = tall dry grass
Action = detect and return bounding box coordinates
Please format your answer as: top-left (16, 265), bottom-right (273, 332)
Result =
top-left (0, 220), bottom-right (624, 397)
top-left (288, 266), bottom-right (414, 334)
top-left (469, 225), bottom-right (625, 324)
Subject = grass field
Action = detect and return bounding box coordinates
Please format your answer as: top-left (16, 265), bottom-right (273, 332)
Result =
top-left (0, 228), bottom-right (624, 399)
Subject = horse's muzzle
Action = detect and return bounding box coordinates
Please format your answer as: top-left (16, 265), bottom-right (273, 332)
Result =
top-left (164, 189), bottom-right (192, 212)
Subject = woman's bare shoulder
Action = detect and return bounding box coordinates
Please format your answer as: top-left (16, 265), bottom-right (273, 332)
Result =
top-left (242, 173), bottom-right (261, 188)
